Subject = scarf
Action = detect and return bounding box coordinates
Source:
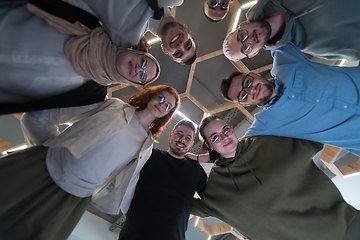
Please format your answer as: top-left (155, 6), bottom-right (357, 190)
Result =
top-left (26, 3), bottom-right (160, 86)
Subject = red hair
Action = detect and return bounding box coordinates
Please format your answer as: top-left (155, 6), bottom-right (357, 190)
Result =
top-left (127, 85), bottom-right (180, 139)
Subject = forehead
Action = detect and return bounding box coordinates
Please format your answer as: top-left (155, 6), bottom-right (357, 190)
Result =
top-left (204, 119), bottom-right (227, 135)
top-left (227, 30), bottom-right (246, 60)
top-left (160, 90), bottom-right (176, 106)
top-left (173, 125), bottom-right (194, 138)
top-left (227, 74), bottom-right (247, 101)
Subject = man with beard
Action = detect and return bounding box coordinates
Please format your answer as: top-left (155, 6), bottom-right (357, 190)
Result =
top-left (220, 42), bottom-right (360, 157)
top-left (118, 120), bottom-right (207, 240)
top-left (222, 0), bottom-right (360, 62)
top-left (62, 0), bottom-right (197, 65)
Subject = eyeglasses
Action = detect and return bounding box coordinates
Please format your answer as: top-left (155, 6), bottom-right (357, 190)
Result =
top-left (138, 57), bottom-right (147, 85)
top-left (208, 0), bottom-right (230, 9)
top-left (157, 94), bottom-right (173, 112)
top-left (237, 29), bottom-right (253, 57)
top-left (237, 74), bottom-right (253, 103)
top-left (209, 126), bottom-right (234, 143)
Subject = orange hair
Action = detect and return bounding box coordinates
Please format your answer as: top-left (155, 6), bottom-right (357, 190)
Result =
top-left (127, 85), bottom-right (180, 139)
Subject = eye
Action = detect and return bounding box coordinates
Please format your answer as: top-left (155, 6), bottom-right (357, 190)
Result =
top-left (212, 135), bottom-right (219, 143)
top-left (243, 44), bottom-right (251, 54)
top-left (185, 40), bottom-right (192, 50)
top-left (158, 95), bottom-right (164, 103)
top-left (186, 137), bottom-right (191, 141)
top-left (240, 32), bottom-right (248, 42)
top-left (222, 1), bottom-right (228, 8)
top-left (246, 81), bottom-right (252, 88)
top-left (165, 103), bottom-right (172, 112)
top-left (240, 92), bottom-right (248, 101)
top-left (211, 0), bottom-right (218, 7)
top-left (224, 127), bottom-right (231, 135)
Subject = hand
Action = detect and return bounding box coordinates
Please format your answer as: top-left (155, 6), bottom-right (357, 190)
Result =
top-left (132, 36), bottom-right (151, 52)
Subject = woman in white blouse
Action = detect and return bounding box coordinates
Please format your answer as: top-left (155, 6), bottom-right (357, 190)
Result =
top-left (0, 85), bottom-right (180, 240)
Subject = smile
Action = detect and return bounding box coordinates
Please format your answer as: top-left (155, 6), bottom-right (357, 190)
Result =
top-left (171, 34), bottom-right (180, 44)
top-left (254, 30), bottom-right (259, 43)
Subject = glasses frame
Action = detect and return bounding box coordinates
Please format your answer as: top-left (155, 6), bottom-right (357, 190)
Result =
top-left (237, 29), bottom-right (253, 58)
top-left (237, 74), bottom-right (253, 103)
top-left (209, 126), bottom-right (234, 144)
top-left (207, 0), bottom-right (230, 10)
top-left (157, 94), bottom-right (173, 112)
top-left (138, 57), bottom-right (147, 85)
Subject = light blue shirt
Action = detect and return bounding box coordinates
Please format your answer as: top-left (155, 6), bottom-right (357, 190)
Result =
top-left (243, 43), bottom-right (360, 157)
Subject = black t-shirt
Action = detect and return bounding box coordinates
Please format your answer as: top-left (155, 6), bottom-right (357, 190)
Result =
top-left (119, 148), bottom-right (207, 240)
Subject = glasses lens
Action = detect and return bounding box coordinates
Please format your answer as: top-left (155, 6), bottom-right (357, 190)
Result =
top-left (212, 135), bottom-right (219, 143)
top-left (243, 44), bottom-right (252, 54)
top-left (165, 103), bottom-right (171, 112)
top-left (222, 1), bottom-right (229, 8)
top-left (158, 95), bottom-right (164, 103)
top-left (140, 71), bottom-right (146, 83)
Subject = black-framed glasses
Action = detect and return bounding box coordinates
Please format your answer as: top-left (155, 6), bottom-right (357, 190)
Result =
top-left (237, 29), bottom-right (252, 57)
top-left (209, 126), bottom-right (234, 143)
top-left (138, 57), bottom-right (147, 84)
top-left (237, 74), bottom-right (253, 103)
top-left (208, 0), bottom-right (230, 9)
top-left (157, 94), bottom-right (173, 112)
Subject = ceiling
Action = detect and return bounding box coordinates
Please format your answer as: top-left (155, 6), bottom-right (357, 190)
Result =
top-left (108, 0), bottom-right (275, 153)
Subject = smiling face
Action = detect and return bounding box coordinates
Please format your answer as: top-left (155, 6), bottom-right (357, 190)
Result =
top-left (226, 20), bottom-right (271, 60)
top-left (116, 52), bottom-right (158, 85)
top-left (203, 119), bottom-right (238, 159)
top-left (168, 125), bottom-right (195, 158)
top-left (203, 0), bottom-right (232, 22)
top-left (160, 22), bottom-right (196, 64)
top-left (146, 90), bottom-right (177, 119)
top-left (227, 73), bottom-right (276, 106)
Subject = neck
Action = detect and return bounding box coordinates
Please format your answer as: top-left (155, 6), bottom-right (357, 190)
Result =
top-left (167, 149), bottom-right (185, 159)
top-left (157, 16), bottom-right (176, 37)
top-left (264, 11), bottom-right (286, 39)
top-left (135, 109), bottom-right (156, 132)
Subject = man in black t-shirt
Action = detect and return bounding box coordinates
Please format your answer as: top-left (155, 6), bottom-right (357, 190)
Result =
top-left (118, 120), bottom-right (207, 240)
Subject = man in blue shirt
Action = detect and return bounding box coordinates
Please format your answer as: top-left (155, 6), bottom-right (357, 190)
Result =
top-left (220, 42), bottom-right (360, 157)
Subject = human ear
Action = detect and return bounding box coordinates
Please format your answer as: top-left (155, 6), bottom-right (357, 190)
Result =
top-left (248, 51), bottom-right (259, 58)
top-left (161, 44), bottom-right (168, 55)
top-left (249, 71), bottom-right (261, 76)
top-left (168, 132), bottom-right (172, 141)
top-left (182, 24), bottom-right (191, 33)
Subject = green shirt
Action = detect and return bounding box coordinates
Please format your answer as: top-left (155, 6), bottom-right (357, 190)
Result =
top-left (192, 136), bottom-right (360, 240)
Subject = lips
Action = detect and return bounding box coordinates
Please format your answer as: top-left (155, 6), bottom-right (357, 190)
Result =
top-left (170, 34), bottom-right (180, 44)
top-left (253, 30), bottom-right (259, 43)
top-left (155, 105), bottom-right (162, 113)
top-left (175, 141), bottom-right (185, 149)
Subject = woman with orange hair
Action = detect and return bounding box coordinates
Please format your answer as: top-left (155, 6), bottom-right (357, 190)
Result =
top-left (0, 85), bottom-right (180, 240)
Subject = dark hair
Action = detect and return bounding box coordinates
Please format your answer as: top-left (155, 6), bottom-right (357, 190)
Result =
top-left (220, 71), bottom-right (243, 101)
top-left (128, 85), bottom-right (180, 139)
top-left (182, 42), bottom-right (198, 65)
top-left (173, 119), bottom-right (196, 136)
top-left (199, 115), bottom-right (223, 162)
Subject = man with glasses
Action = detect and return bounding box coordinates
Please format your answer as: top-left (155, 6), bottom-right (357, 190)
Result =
top-left (223, 0), bottom-right (360, 62)
top-left (62, 0), bottom-right (198, 65)
top-left (203, 0), bottom-right (233, 22)
top-left (220, 42), bottom-right (360, 157)
top-left (118, 120), bottom-right (207, 240)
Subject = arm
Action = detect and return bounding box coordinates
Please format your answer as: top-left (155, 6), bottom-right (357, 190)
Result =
top-left (185, 153), bottom-right (211, 163)
top-left (132, 36), bottom-right (151, 52)
top-left (191, 198), bottom-right (212, 218)
top-left (21, 102), bottom-right (103, 145)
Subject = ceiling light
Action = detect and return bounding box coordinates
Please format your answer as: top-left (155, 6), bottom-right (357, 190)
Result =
top-left (2, 144), bottom-right (28, 155)
top-left (232, 9), bottom-right (241, 32)
top-left (147, 37), bottom-right (161, 45)
top-left (176, 110), bottom-right (198, 129)
top-left (339, 59), bottom-right (346, 66)
top-left (241, 0), bottom-right (258, 9)
top-left (194, 216), bottom-right (200, 227)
